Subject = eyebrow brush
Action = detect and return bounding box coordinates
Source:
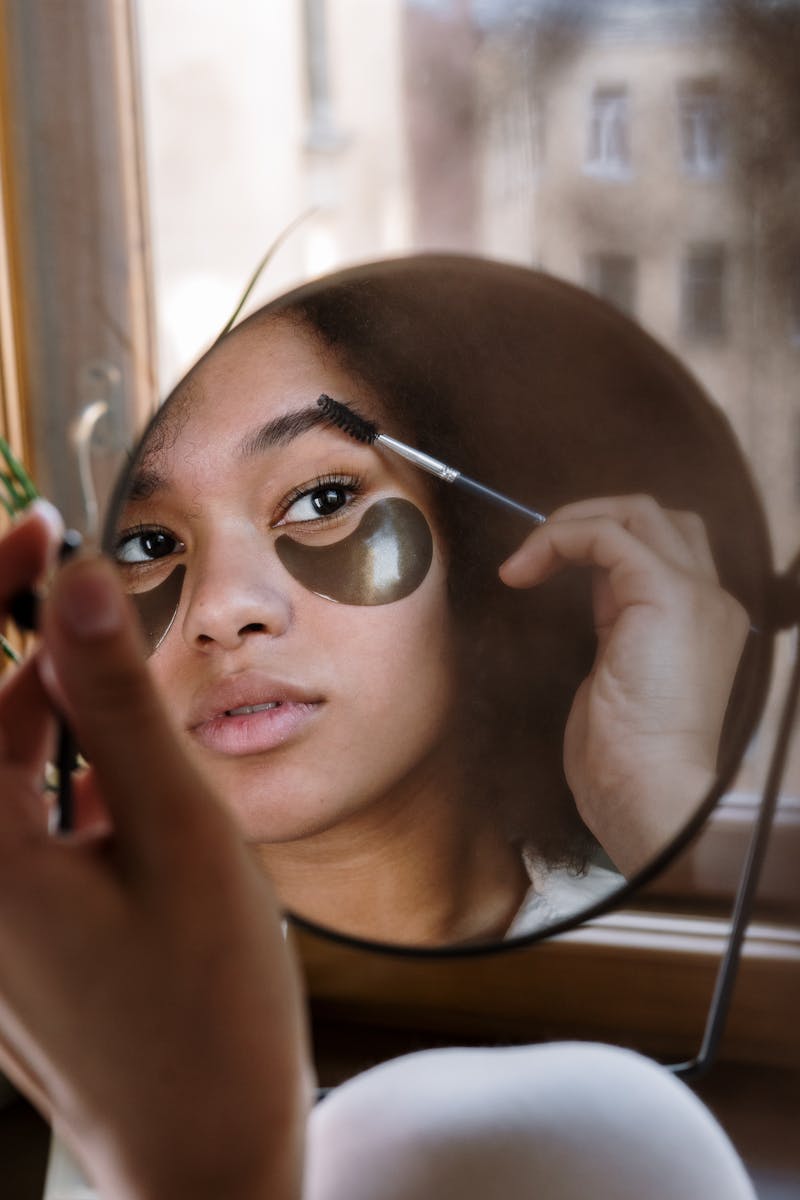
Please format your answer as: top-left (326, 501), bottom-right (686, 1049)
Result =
top-left (317, 394), bottom-right (547, 524)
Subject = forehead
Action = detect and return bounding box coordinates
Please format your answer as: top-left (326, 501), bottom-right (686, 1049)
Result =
top-left (121, 315), bottom-right (392, 510)
top-left (142, 316), bottom-right (383, 470)
top-left (147, 316), bottom-right (364, 456)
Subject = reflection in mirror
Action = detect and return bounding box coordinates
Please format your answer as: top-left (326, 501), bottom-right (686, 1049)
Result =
top-left (104, 255), bottom-right (771, 950)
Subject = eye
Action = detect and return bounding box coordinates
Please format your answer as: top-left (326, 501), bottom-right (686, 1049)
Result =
top-left (115, 527), bottom-right (182, 565)
top-left (281, 480), bottom-right (356, 524)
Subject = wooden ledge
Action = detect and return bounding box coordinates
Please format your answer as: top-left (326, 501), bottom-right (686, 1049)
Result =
top-left (294, 910), bottom-right (800, 1070)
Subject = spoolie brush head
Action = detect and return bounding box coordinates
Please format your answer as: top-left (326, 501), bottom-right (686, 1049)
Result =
top-left (317, 394), bottom-right (379, 445)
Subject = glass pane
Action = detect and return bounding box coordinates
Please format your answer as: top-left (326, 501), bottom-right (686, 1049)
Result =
top-left (133, 0), bottom-right (800, 947)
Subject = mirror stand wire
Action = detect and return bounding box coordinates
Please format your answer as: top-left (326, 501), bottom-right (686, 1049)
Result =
top-left (669, 554), bottom-right (800, 1082)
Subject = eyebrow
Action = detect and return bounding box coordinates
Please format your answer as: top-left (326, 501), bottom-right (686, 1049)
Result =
top-left (237, 403), bottom-right (330, 458)
top-left (127, 465), bottom-right (168, 503)
top-left (124, 404), bottom-right (338, 504)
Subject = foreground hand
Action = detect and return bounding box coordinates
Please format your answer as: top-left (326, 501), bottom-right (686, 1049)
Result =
top-left (499, 495), bottom-right (749, 876)
top-left (0, 507), bottom-right (309, 1200)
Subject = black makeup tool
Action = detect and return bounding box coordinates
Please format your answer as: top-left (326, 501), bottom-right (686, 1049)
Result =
top-left (10, 529), bottom-right (83, 833)
top-left (316, 393), bottom-right (547, 524)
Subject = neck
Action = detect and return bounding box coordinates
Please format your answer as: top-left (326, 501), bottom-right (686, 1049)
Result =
top-left (254, 773), bottom-right (530, 948)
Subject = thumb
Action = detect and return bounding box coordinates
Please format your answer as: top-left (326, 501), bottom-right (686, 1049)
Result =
top-left (40, 555), bottom-right (220, 867)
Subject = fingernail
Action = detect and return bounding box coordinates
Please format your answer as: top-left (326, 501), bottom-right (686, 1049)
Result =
top-left (27, 497), bottom-right (65, 541)
top-left (57, 561), bottom-right (124, 640)
top-left (38, 649), bottom-right (61, 698)
top-left (25, 499), bottom-right (66, 570)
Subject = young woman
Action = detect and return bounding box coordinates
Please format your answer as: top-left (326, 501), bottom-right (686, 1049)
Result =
top-left (104, 255), bottom-right (765, 947)
top-left (0, 255), bottom-right (763, 1196)
top-left (0, 494), bottom-right (757, 1200)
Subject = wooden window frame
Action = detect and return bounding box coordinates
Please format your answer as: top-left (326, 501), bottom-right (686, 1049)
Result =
top-left (0, 0), bottom-right (797, 1076)
top-left (0, 0), bottom-right (156, 529)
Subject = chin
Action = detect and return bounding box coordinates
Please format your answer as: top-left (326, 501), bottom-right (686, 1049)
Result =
top-left (210, 770), bottom-right (349, 846)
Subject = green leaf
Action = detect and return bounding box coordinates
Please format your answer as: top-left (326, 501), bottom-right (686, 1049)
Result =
top-left (215, 208), bottom-right (316, 340)
top-left (0, 437), bottom-right (39, 509)
top-left (0, 437), bottom-right (38, 502)
top-left (1, 634), bottom-right (21, 665)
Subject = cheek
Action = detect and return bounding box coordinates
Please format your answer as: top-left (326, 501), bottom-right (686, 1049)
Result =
top-left (327, 559), bottom-right (456, 719)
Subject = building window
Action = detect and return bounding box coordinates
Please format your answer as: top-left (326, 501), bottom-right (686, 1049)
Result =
top-left (585, 253), bottom-right (636, 317)
top-left (482, 85), bottom-right (543, 202)
top-left (681, 245), bottom-right (726, 339)
top-left (585, 85), bottom-right (630, 177)
top-left (678, 78), bottom-right (724, 176)
top-left (302, 0), bottom-right (344, 151)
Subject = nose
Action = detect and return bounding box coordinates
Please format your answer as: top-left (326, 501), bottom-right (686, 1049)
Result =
top-left (180, 525), bottom-right (292, 651)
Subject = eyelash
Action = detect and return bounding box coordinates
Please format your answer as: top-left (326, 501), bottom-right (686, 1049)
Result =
top-left (274, 473), bottom-right (365, 525)
top-left (114, 472), bottom-right (365, 565)
top-left (113, 523), bottom-right (183, 569)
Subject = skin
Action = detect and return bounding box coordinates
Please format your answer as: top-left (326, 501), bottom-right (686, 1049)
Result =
top-left (113, 316), bottom-right (530, 946)
top-left (500, 495), bottom-right (750, 876)
top-left (0, 506), bottom-right (310, 1199)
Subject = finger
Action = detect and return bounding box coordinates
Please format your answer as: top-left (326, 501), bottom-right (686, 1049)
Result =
top-left (499, 513), bottom-right (670, 608)
top-left (538, 495), bottom-right (709, 575)
top-left (670, 509), bottom-right (717, 575)
top-left (0, 762), bottom-right (50, 854)
top-left (0, 500), bottom-right (64, 613)
top-left (0, 1034), bottom-right (51, 1120)
top-left (71, 769), bottom-right (112, 835)
top-left (40, 555), bottom-right (228, 871)
top-left (0, 652), bottom-right (55, 772)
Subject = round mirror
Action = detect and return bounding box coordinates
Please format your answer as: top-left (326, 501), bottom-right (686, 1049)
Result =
top-left (103, 254), bottom-right (773, 952)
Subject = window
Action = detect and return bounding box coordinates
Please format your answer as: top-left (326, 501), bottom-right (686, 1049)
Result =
top-left (1, 0), bottom-right (796, 1078)
top-left (678, 78), bottom-right (724, 176)
top-left (0, 4), bottom-right (153, 520)
top-left (302, 0), bottom-right (345, 152)
top-left (483, 84), bottom-right (542, 203)
top-left (681, 244), bottom-right (726, 339)
top-left (585, 253), bottom-right (637, 317)
top-left (585, 85), bottom-right (630, 177)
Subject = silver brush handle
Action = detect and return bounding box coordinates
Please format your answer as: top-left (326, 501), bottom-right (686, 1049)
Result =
top-left (376, 434), bottom-right (546, 524)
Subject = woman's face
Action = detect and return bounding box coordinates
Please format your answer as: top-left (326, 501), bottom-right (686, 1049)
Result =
top-left (112, 316), bottom-right (459, 846)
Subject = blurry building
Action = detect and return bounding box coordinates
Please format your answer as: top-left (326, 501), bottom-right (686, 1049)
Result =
top-left (404, 0), bottom-right (799, 573)
top-left (402, 0), bottom-right (800, 792)
top-left (139, 0), bottom-right (799, 790)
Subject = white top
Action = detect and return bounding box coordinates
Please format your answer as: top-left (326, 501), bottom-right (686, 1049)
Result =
top-left (505, 851), bottom-right (624, 938)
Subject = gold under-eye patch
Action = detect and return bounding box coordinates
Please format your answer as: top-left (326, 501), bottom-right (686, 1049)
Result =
top-left (128, 499), bottom-right (433, 655)
top-left (275, 498), bottom-right (433, 605)
top-left (131, 564), bottom-right (186, 655)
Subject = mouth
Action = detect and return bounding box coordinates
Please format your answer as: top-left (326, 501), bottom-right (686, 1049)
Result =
top-left (225, 701), bottom-right (282, 716)
top-left (189, 674), bottom-right (324, 756)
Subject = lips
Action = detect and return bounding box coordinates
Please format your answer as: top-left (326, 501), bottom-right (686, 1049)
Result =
top-left (188, 671), bottom-right (324, 756)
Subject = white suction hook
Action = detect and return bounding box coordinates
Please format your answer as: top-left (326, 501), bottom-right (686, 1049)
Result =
top-left (72, 361), bottom-right (120, 543)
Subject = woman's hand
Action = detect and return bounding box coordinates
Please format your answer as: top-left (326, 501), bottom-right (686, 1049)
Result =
top-left (0, 505), bottom-right (310, 1200)
top-left (499, 495), bottom-right (749, 876)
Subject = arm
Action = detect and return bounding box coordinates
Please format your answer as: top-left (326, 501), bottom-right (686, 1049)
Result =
top-left (499, 494), bottom-right (749, 877)
top-left (0, 505), bottom-right (311, 1199)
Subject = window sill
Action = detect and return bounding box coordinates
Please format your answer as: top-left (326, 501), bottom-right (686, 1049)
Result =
top-left (643, 791), bottom-right (800, 915)
top-left (295, 907), bottom-right (800, 1070)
